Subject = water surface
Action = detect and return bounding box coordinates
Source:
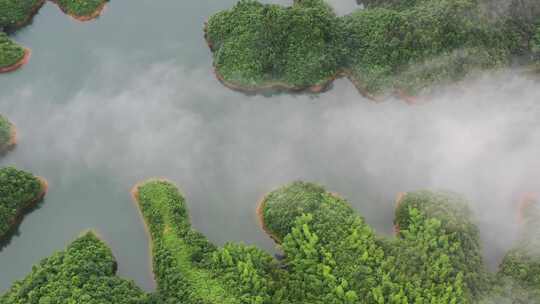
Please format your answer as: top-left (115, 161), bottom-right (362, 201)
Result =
top-left (1, 0), bottom-right (539, 292)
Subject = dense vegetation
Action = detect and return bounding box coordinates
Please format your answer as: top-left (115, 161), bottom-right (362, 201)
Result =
top-left (494, 196), bottom-right (540, 303)
top-left (0, 166), bottom-right (44, 240)
top-left (0, 32), bottom-right (24, 69)
top-left (1, 232), bottom-right (149, 304)
top-left (55, 0), bottom-right (108, 18)
top-left (134, 179), bottom-right (284, 304)
top-left (0, 0), bottom-right (42, 29)
top-left (206, 0), bottom-right (346, 88)
top-left (532, 25), bottom-right (540, 65)
top-left (261, 183), bottom-right (491, 303)
top-left (0, 114), bottom-right (14, 151)
top-left (206, 0), bottom-right (540, 96)
top-left (3, 179), bottom-right (540, 303)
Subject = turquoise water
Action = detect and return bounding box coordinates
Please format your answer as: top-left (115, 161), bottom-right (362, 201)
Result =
top-left (1, 0), bottom-right (539, 292)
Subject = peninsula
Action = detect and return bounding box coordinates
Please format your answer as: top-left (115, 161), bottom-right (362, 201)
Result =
top-left (0, 114), bottom-right (16, 153)
top-left (0, 166), bottom-right (48, 241)
top-left (2, 179), bottom-right (540, 303)
top-left (206, 0), bottom-right (540, 100)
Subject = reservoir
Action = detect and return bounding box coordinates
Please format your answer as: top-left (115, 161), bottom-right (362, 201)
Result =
top-left (1, 0), bottom-right (539, 292)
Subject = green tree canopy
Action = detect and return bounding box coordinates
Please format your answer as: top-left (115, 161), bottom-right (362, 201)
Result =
top-left (0, 0), bottom-right (42, 28)
top-left (0, 114), bottom-right (14, 150)
top-left (0, 166), bottom-right (44, 240)
top-left (3, 179), bottom-right (540, 303)
top-left (0, 32), bottom-right (25, 69)
top-left (1, 232), bottom-right (149, 304)
top-left (206, 0), bottom-right (540, 96)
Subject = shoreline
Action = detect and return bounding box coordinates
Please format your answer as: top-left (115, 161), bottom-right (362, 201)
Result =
top-left (204, 24), bottom-right (421, 103)
top-left (0, 123), bottom-right (17, 153)
top-left (204, 23), bottom-right (340, 96)
top-left (255, 195), bottom-right (282, 245)
top-left (48, 0), bottom-right (107, 22)
top-left (0, 176), bottom-right (48, 242)
top-left (213, 67), bottom-right (338, 94)
top-left (396, 89), bottom-right (428, 105)
top-left (8, 123), bottom-right (17, 148)
top-left (77, 228), bottom-right (123, 274)
top-left (1, 0), bottom-right (107, 74)
top-left (0, 48), bottom-right (31, 74)
top-left (35, 176), bottom-right (49, 203)
top-left (255, 190), bottom-right (352, 245)
top-left (341, 69), bottom-right (386, 102)
top-left (130, 178), bottom-right (177, 287)
top-left (210, 57), bottom-right (421, 104)
top-left (12, 0), bottom-right (46, 30)
top-left (518, 192), bottom-right (539, 225)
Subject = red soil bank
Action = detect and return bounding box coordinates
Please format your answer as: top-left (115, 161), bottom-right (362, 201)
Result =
top-left (130, 178), bottom-right (181, 287)
top-left (396, 89), bottom-right (428, 105)
top-left (204, 24), bottom-right (421, 104)
top-left (0, 124), bottom-right (18, 153)
top-left (256, 196), bottom-right (282, 244)
top-left (0, 48), bottom-right (31, 74)
top-left (1, 177), bottom-right (48, 241)
top-left (1, 0), bottom-right (106, 73)
top-left (518, 192), bottom-right (539, 224)
top-left (49, 0), bottom-right (107, 22)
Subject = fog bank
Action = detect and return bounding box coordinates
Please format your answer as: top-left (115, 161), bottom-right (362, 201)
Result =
top-left (1, 0), bottom-right (539, 292)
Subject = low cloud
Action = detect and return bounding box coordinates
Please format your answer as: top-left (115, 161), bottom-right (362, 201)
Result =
top-left (1, 43), bottom-right (539, 290)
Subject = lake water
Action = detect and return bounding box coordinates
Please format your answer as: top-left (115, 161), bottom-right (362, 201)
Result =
top-left (1, 0), bottom-right (539, 292)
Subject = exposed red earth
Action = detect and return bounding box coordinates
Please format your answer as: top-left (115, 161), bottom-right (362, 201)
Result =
top-left (204, 23), bottom-right (422, 105)
top-left (130, 178), bottom-right (179, 286)
top-left (0, 177), bottom-right (48, 241)
top-left (49, 0), bottom-right (107, 22)
top-left (256, 196), bottom-right (282, 244)
top-left (518, 192), bottom-right (539, 224)
top-left (0, 48), bottom-right (31, 74)
top-left (0, 123), bottom-right (18, 153)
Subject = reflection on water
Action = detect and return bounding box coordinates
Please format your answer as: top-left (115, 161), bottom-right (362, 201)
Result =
top-left (1, 0), bottom-right (540, 293)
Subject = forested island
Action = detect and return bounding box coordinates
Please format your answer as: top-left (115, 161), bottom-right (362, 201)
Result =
top-left (0, 166), bottom-right (47, 242)
top-left (205, 0), bottom-right (540, 99)
top-left (1, 232), bottom-right (149, 304)
top-left (50, 0), bottom-right (108, 21)
top-left (0, 114), bottom-right (16, 153)
top-left (4, 179), bottom-right (537, 303)
top-left (0, 33), bottom-right (29, 73)
top-left (0, 0), bottom-right (108, 73)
